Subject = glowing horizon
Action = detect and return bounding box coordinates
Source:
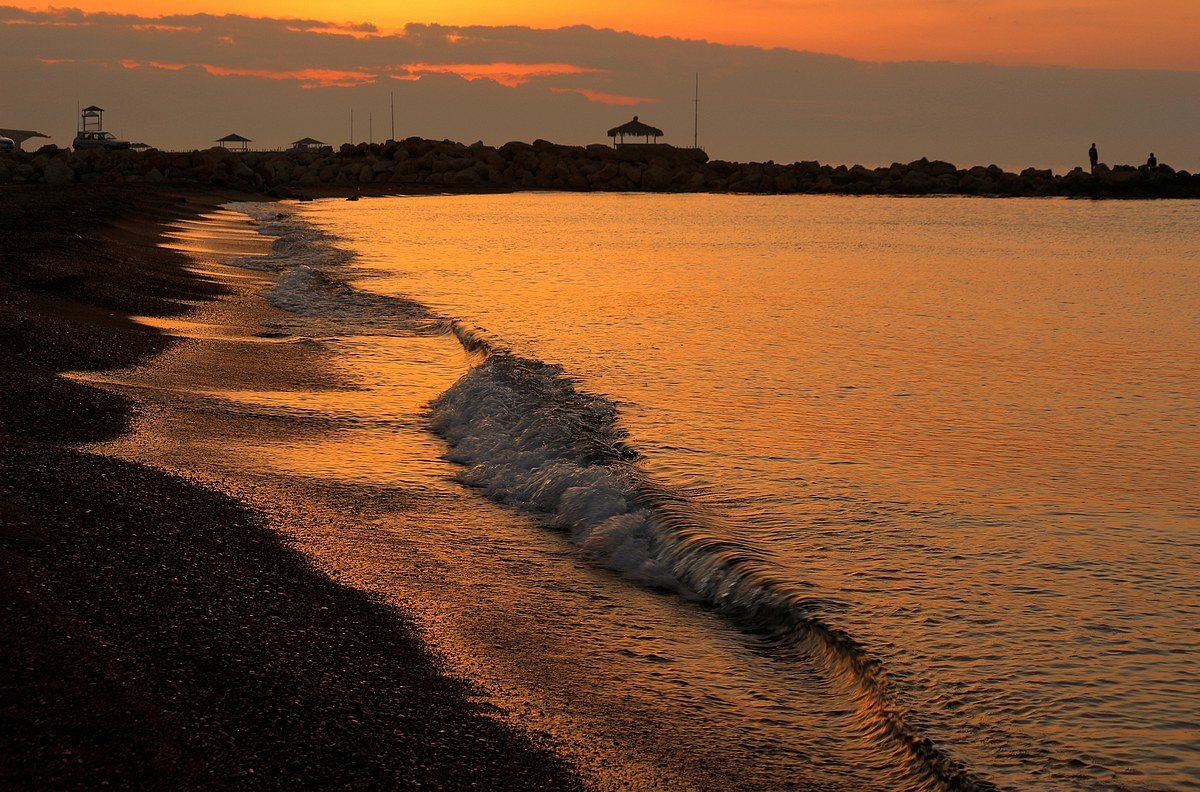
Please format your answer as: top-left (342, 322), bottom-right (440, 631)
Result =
top-left (7, 0), bottom-right (1200, 72)
top-left (6, 5), bottom-right (1199, 167)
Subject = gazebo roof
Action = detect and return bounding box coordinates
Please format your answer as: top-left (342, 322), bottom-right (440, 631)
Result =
top-left (291, 136), bottom-right (325, 145)
top-left (607, 116), bottom-right (663, 137)
top-left (82, 105), bottom-right (104, 113)
top-left (0, 129), bottom-right (50, 141)
top-left (217, 133), bottom-right (252, 143)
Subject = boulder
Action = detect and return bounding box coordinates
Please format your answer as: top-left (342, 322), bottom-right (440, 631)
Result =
top-left (899, 171), bottom-right (934, 193)
top-left (774, 172), bottom-right (798, 192)
top-left (641, 163), bottom-right (672, 190)
top-left (926, 160), bottom-right (958, 177)
top-left (44, 157), bottom-right (76, 184)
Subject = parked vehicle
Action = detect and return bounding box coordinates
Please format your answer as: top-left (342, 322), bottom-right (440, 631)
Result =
top-left (73, 131), bottom-right (131, 151)
top-left (0, 136), bottom-right (15, 152)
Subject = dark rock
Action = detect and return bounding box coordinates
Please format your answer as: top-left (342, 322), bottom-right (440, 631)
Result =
top-left (44, 158), bottom-right (76, 185)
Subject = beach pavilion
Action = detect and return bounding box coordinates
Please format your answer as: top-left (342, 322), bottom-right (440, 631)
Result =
top-left (608, 116), bottom-right (664, 146)
top-left (216, 133), bottom-right (252, 152)
top-left (291, 136), bottom-right (326, 151)
top-left (0, 128), bottom-right (51, 150)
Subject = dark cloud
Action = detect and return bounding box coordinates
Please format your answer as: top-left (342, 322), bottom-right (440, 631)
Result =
top-left (2, 6), bottom-right (1197, 169)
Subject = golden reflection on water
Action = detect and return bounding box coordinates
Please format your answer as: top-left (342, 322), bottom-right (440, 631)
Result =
top-left (84, 206), bottom-right (898, 790)
top-left (89, 197), bottom-right (1200, 791)
top-left (296, 194), bottom-right (1199, 790)
top-left (320, 194), bottom-right (1198, 511)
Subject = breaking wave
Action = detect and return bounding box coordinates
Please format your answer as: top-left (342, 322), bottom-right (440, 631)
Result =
top-left (229, 201), bottom-right (993, 791)
top-left (427, 351), bottom-right (990, 791)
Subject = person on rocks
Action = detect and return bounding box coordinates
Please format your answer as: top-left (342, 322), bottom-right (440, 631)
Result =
top-left (1147, 152), bottom-right (1158, 170)
top-left (1089, 143), bottom-right (1099, 172)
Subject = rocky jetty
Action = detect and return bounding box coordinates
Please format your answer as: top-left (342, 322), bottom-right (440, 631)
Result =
top-left (3, 138), bottom-right (1197, 198)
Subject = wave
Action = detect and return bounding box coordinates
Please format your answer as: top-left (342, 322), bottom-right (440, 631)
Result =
top-left (428, 350), bottom-right (991, 791)
top-left (230, 201), bottom-right (993, 791)
top-left (225, 202), bottom-right (357, 273)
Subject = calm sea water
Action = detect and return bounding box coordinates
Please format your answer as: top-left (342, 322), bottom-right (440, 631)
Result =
top-left (198, 195), bottom-right (1197, 789)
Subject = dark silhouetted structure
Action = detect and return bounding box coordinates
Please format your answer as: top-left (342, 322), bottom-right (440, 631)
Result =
top-left (217, 133), bottom-right (252, 152)
top-left (1089, 143), bottom-right (1098, 172)
top-left (0, 128), bottom-right (51, 150)
top-left (81, 106), bottom-right (104, 133)
top-left (608, 116), bottom-right (663, 146)
top-left (291, 136), bottom-right (325, 151)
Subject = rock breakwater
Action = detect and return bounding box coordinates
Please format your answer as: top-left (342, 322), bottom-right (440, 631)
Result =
top-left (3, 137), bottom-right (1197, 198)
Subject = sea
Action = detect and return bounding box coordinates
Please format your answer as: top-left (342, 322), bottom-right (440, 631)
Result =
top-left (153, 194), bottom-right (1199, 790)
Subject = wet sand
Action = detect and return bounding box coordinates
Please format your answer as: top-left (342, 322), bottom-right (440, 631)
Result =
top-left (0, 185), bottom-right (579, 789)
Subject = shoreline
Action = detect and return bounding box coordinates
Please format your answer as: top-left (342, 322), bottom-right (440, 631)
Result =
top-left (0, 185), bottom-right (580, 788)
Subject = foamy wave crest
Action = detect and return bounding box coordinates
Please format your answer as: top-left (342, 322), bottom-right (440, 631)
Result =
top-left (224, 202), bottom-right (431, 335)
top-left (224, 202), bottom-right (355, 273)
top-left (429, 349), bottom-right (992, 791)
top-left (428, 353), bottom-right (685, 590)
top-left (225, 200), bottom-right (990, 791)
top-left (268, 266), bottom-right (431, 332)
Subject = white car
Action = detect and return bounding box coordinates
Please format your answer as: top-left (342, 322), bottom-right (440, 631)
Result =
top-left (0, 136), bottom-right (15, 152)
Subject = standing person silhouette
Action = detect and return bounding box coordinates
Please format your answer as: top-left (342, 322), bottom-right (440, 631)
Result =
top-left (1147, 152), bottom-right (1158, 169)
top-left (1089, 143), bottom-right (1099, 172)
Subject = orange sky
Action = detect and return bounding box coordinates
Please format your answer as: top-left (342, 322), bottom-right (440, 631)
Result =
top-left (12, 0), bottom-right (1200, 70)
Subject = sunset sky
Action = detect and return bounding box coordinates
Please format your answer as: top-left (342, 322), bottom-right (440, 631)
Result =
top-left (4, 2), bottom-right (1198, 165)
top-left (12, 0), bottom-right (1200, 71)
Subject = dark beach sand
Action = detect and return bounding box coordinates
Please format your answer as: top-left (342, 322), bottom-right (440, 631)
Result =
top-left (0, 185), bottom-right (579, 789)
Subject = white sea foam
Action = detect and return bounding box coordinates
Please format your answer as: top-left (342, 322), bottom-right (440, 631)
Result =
top-left (225, 202), bottom-right (429, 334)
top-left (220, 200), bottom-right (990, 790)
top-left (428, 354), bottom-right (685, 590)
top-left (426, 349), bottom-right (991, 788)
top-left (224, 202), bottom-right (355, 274)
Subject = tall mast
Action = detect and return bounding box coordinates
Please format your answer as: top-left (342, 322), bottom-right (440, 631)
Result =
top-left (693, 72), bottom-right (699, 149)
top-left (350, 109), bottom-right (354, 144)
top-left (390, 92), bottom-right (395, 141)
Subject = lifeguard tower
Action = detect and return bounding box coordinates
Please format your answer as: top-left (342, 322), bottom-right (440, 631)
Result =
top-left (81, 106), bottom-right (105, 133)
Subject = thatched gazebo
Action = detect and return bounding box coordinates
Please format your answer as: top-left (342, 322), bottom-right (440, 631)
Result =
top-left (216, 133), bottom-right (252, 152)
top-left (291, 136), bottom-right (325, 151)
top-left (608, 115), bottom-right (663, 146)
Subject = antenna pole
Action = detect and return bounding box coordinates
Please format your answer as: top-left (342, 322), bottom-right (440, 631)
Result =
top-left (390, 92), bottom-right (395, 141)
top-left (369, 112), bottom-right (373, 144)
top-left (693, 72), bottom-right (699, 149)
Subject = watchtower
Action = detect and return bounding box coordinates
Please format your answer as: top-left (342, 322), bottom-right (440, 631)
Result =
top-left (81, 105), bottom-right (104, 133)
